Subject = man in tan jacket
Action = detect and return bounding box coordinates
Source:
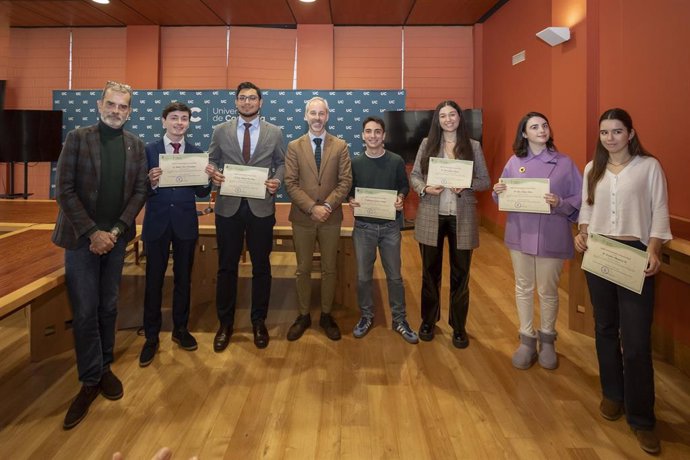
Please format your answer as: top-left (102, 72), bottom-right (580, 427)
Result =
top-left (284, 97), bottom-right (352, 341)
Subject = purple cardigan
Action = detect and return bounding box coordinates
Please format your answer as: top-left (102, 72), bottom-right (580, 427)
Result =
top-left (493, 148), bottom-right (582, 259)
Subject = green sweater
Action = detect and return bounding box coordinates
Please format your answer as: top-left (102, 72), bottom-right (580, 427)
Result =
top-left (94, 121), bottom-right (126, 233)
top-left (349, 150), bottom-right (409, 224)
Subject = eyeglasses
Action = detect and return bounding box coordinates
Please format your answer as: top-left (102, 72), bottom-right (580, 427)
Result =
top-left (104, 80), bottom-right (132, 92)
top-left (237, 95), bottom-right (259, 102)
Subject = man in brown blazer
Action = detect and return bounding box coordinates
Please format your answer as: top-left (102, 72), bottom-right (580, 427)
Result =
top-left (284, 97), bottom-right (352, 341)
top-left (52, 81), bottom-right (148, 429)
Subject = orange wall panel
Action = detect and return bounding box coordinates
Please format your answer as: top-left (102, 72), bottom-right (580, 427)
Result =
top-left (403, 26), bottom-right (474, 110)
top-left (296, 25), bottom-right (334, 90)
top-left (227, 27), bottom-right (296, 89)
top-left (0, 2), bottom-right (9, 80)
top-left (126, 25), bottom-right (160, 89)
top-left (72, 28), bottom-right (127, 90)
top-left (160, 26), bottom-right (226, 90)
top-left (598, 0), bottom-right (690, 222)
top-left (334, 27), bottom-right (401, 90)
top-left (7, 28), bottom-right (69, 109)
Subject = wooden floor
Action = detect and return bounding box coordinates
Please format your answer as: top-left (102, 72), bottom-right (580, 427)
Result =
top-left (1, 228), bottom-right (689, 459)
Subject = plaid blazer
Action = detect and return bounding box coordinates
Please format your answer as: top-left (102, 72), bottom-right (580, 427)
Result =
top-left (410, 138), bottom-right (490, 250)
top-left (52, 124), bottom-right (148, 250)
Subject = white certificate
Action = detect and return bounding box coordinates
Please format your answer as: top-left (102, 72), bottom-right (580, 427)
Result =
top-left (426, 157), bottom-right (474, 189)
top-left (353, 187), bottom-right (397, 221)
top-left (158, 153), bottom-right (210, 187)
top-left (581, 233), bottom-right (650, 294)
top-left (219, 163), bottom-right (269, 199)
top-left (498, 178), bottom-right (551, 214)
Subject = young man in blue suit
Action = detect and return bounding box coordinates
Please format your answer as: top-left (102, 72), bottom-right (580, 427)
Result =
top-left (206, 81), bottom-right (286, 351)
top-left (139, 102), bottom-right (212, 367)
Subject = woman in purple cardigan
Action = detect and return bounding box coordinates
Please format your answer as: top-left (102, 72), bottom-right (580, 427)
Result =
top-left (493, 112), bottom-right (582, 370)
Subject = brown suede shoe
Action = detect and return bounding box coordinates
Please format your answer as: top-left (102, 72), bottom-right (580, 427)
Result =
top-left (633, 428), bottom-right (660, 455)
top-left (599, 398), bottom-right (624, 421)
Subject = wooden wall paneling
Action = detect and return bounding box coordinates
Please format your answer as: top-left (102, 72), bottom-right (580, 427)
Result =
top-left (334, 27), bottom-right (402, 90)
top-left (126, 25), bottom-right (160, 89)
top-left (72, 27), bottom-right (127, 90)
top-left (296, 24), bottom-right (334, 90)
top-left (403, 26), bottom-right (474, 110)
top-left (160, 26), bottom-right (226, 89)
top-left (227, 27), bottom-right (297, 89)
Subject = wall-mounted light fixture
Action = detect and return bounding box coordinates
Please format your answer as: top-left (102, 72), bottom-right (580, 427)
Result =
top-left (536, 27), bottom-right (570, 46)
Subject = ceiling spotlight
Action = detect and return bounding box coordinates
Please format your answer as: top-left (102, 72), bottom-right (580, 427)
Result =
top-left (300, 0), bottom-right (317, 3)
top-left (92, 0), bottom-right (110, 5)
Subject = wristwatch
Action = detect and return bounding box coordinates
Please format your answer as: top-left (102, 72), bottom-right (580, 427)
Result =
top-left (111, 227), bottom-right (121, 238)
top-left (419, 187), bottom-right (427, 197)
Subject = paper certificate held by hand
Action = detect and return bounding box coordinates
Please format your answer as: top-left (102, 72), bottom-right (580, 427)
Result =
top-left (158, 153), bottom-right (210, 187)
top-left (498, 178), bottom-right (551, 214)
top-left (426, 157), bottom-right (473, 189)
top-left (581, 233), bottom-right (650, 294)
top-left (353, 187), bottom-right (397, 221)
top-left (219, 163), bottom-right (269, 199)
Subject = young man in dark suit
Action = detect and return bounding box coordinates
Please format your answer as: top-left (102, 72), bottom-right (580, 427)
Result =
top-left (205, 81), bottom-right (285, 351)
top-left (53, 80), bottom-right (148, 429)
top-left (139, 102), bottom-right (212, 367)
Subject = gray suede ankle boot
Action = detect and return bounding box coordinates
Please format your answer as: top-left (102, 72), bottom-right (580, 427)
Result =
top-left (512, 333), bottom-right (538, 369)
top-left (538, 330), bottom-right (558, 369)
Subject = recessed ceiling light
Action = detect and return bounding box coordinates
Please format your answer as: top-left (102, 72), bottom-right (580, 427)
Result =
top-left (300, 0), bottom-right (316, 3)
top-left (92, 0), bottom-right (110, 4)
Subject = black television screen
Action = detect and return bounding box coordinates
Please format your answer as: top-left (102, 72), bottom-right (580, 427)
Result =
top-left (0, 109), bottom-right (64, 162)
top-left (383, 109), bottom-right (482, 163)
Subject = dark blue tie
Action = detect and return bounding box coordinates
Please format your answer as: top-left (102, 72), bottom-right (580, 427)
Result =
top-left (314, 137), bottom-right (322, 172)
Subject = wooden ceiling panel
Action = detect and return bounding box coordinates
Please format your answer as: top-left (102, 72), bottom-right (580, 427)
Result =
top-left (16, 1), bottom-right (123, 26)
top-left (203, 0), bottom-right (295, 26)
top-left (7, 3), bottom-right (65, 27)
top-left (287, 0), bottom-right (332, 25)
top-left (5, 0), bottom-right (506, 27)
top-left (407, 0), bottom-right (498, 25)
top-left (118, 0), bottom-right (224, 26)
top-left (82, 0), bottom-right (154, 26)
top-left (330, 0), bottom-right (414, 25)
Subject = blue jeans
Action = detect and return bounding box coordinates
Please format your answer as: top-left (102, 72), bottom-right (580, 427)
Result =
top-left (585, 239), bottom-right (656, 430)
top-left (352, 219), bottom-right (406, 323)
top-left (65, 239), bottom-right (126, 385)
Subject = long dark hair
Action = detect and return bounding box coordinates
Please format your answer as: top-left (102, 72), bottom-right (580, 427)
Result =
top-left (586, 108), bottom-right (651, 205)
top-left (419, 100), bottom-right (473, 174)
top-left (512, 111), bottom-right (557, 157)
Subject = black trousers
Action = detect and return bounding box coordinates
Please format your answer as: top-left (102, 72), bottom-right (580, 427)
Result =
top-left (143, 225), bottom-right (197, 341)
top-left (586, 239), bottom-right (656, 430)
top-left (215, 199), bottom-right (275, 329)
top-left (419, 215), bottom-right (473, 333)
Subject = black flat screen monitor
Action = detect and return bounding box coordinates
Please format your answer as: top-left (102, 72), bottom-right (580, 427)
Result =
top-left (383, 109), bottom-right (482, 163)
top-left (0, 109), bottom-right (64, 162)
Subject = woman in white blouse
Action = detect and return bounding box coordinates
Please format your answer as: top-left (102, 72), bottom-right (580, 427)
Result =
top-left (575, 108), bottom-right (672, 455)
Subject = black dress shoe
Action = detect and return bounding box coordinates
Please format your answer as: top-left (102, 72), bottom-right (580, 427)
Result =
top-left (253, 321), bottom-right (269, 349)
top-left (319, 313), bottom-right (341, 341)
top-left (287, 314), bottom-right (311, 341)
top-left (172, 328), bottom-right (198, 351)
top-left (419, 322), bottom-right (435, 341)
top-left (139, 340), bottom-right (159, 367)
top-left (213, 325), bottom-right (233, 352)
top-left (64, 384), bottom-right (100, 430)
top-left (452, 330), bottom-right (469, 349)
top-left (100, 369), bottom-right (123, 400)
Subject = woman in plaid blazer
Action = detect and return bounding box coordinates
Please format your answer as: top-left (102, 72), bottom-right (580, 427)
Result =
top-left (410, 100), bottom-right (490, 348)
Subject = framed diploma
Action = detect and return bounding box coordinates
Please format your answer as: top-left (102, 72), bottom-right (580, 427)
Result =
top-left (158, 153), bottom-right (210, 187)
top-left (353, 187), bottom-right (397, 221)
top-left (581, 233), bottom-right (650, 294)
top-left (498, 178), bottom-right (550, 214)
top-left (220, 163), bottom-right (269, 199)
top-left (426, 157), bottom-right (474, 189)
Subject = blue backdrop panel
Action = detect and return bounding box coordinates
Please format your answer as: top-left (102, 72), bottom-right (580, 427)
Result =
top-left (52, 89), bottom-right (405, 200)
